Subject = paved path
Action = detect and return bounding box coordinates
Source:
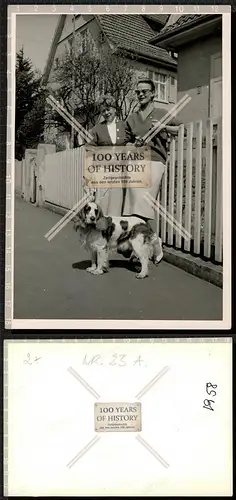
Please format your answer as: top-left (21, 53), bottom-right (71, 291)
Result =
top-left (14, 197), bottom-right (222, 320)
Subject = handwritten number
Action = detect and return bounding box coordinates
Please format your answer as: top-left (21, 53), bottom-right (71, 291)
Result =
top-left (24, 353), bottom-right (32, 365)
top-left (109, 354), bottom-right (126, 366)
top-left (206, 382), bottom-right (217, 397)
top-left (118, 355), bottom-right (126, 367)
top-left (203, 399), bottom-right (214, 411)
top-left (24, 353), bottom-right (41, 365)
top-left (109, 353), bottom-right (117, 366)
top-left (203, 383), bottom-right (217, 411)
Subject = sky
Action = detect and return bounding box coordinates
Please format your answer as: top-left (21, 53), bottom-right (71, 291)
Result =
top-left (16, 15), bottom-right (59, 73)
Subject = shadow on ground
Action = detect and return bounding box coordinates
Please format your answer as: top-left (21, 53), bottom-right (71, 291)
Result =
top-left (72, 259), bottom-right (139, 273)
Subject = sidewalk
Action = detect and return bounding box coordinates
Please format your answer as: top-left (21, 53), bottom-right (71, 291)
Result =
top-left (14, 197), bottom-right (222, 320)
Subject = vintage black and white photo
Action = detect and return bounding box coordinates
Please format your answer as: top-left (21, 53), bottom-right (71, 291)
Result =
top-left (7, 5), bottom-right (231, 327)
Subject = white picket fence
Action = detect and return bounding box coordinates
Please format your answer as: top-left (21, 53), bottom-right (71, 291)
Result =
top-left (44, 148), bottom-right (84, 209)
top-left (157, 117), bottom-right (222, 263)
top-left (43, 117), bottom-right (222, 264)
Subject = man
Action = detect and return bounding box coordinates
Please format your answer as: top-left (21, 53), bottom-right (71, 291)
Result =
top-left (123, 78), bottom-right (181, 261)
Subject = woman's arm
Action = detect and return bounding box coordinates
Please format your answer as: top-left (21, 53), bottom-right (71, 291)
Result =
top-left (124, 119), bottom-right (136, 145)
top-left (165, 124), bottom-right (180, 135)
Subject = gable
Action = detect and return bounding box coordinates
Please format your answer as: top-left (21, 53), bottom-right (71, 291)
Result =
top-left (58, 14), bottom-right (94, 43)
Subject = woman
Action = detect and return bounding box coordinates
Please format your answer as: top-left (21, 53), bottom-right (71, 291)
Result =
top-left (123, 78), bottom-right (180, 224)
top-left (88, 94), bottom-right (126, 216)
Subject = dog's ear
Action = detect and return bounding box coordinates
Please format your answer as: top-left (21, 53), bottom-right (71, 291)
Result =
top-left (73, 207), bottom-right (86, 231)
top-left (96, 205), bottom-right (104, 221)
top-left (96, 216), bottom-right (113, 231)
top-left (83, 177), bottom-right (96, 201)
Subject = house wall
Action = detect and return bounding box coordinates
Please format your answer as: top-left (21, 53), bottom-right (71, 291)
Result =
top-left (176, 34), bottom-right (222, 125)
top-left (132, 60), bottom-right (177, 109)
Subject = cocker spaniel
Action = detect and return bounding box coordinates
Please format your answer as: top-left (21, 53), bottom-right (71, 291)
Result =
top-left (73, 202), bottom-right (163, 279)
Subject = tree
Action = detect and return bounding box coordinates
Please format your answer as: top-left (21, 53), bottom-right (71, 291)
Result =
top-left (17, 87), bottom-right (49, 151)
top-left (44, 34), bottom-right (140, 147)
top-left (15, 48), bottom-right (46, 159)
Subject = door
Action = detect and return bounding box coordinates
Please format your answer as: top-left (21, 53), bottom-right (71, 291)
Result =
top-left (210, 53), bottom-right (222, 121)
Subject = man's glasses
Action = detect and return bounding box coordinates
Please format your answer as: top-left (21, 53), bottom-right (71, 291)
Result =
top-left (135, 89), bottom-right (152, 96)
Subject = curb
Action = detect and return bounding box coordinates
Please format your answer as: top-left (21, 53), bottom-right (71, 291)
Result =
top-left (42, 201), bottom-right (223, 289)
top-left (163, 247), bottom-right (223, 288)
top-left (44, 201), bottom-right (68, 217)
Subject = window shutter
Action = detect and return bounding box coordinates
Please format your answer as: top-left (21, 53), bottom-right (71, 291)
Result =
top-left (168, 75), bottom-right (176, 103)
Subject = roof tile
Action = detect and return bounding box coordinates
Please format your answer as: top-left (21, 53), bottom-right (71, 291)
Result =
top-left (143, 14), bottom-right (170, 26)
top-left (97, 15), bottom-right (176, 66)
top-left (160, 14), bottom-right (208, 35)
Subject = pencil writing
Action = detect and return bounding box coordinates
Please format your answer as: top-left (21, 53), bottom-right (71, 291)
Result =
top-left (203, 382), bottom-right (217, 411)
top-left (23, 353), bottom-right (42, 365)
top-left (82, 353), bottom-right (146, 367)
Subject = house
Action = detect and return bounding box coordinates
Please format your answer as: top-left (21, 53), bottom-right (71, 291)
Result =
top-left (149, 14), bottom-right (222, 124)
top-left (42, 14), bottom-right (178, 147)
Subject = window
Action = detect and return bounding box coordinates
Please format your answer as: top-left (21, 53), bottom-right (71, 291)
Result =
top-left (152, 72), bottom-right (168, 102)
top-left (100, 32), bottom-right (105, 43)
top-left (81, 29), bottom-right (89, 53)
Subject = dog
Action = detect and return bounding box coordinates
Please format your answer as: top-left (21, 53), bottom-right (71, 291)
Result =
top-left (73, 202), bottom-right (163, 279)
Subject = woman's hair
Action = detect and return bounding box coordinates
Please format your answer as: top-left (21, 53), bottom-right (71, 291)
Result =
top-left (137, 79), bottom-right (156, 93)
top-left (97, 94), bottom-right (116, 109)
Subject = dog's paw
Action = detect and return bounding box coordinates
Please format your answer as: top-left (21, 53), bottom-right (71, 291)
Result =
top-left (86, 266), bottom-right (97, 273)
top-left (89, 268), bottom-right (104, 275)
top-left (136, 272), bottom-right (148, 279)
top-left (154, 251), bottom-right (163, 265)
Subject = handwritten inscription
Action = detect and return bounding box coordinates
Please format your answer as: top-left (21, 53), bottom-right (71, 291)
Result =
top-left (23, 353), bottom-right (42, 365)
top-left (83, 353), bottom-right (146, 367)
top-left (203, 382), bottom-right (217, 411)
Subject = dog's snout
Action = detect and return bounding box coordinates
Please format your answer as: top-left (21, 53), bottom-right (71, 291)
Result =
top-left (90, 216), bottom-right (96, 222)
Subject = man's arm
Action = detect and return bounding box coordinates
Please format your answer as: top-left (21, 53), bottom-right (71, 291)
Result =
top-left (167, 116), bottom-right (187, 136)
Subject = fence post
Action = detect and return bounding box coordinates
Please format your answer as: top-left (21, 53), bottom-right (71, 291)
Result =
top-left (36, 144), bottom-right (56, 207)
top-left (176, 124), bottom-right (185, 248)
top-left (167, 138), bottom-right (175, 246)
top-left (211, 128), bottom-right (218, 244)
top-left (160, 158), bottom-right (168, 243)
top-left (204, 118), bottom-right (213, 258)
top-left (184, 122), bottom-right (193, 252)
top-left (24, 149), bottom-right (37, 202)
top-left (194, 121), bottom-right (203, 255)
top-left (214, 119), bottom-right (223, 262)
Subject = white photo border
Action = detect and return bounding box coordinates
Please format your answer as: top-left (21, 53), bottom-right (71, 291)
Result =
top-left (6, 5), bottom-right (231, 330)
